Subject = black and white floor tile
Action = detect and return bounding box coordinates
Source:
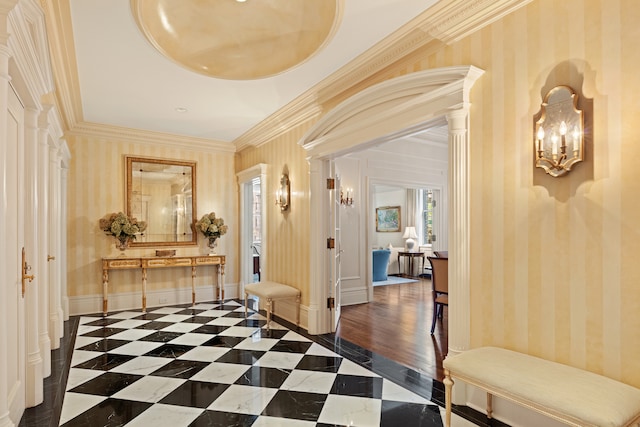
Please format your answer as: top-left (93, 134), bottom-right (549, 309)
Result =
top-left (60, 300), bottom-right (477, 426)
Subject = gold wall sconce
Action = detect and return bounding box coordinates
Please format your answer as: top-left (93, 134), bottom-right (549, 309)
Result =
top-left (340, 187), bottom-right (354, 207)
top-left (275, 174), bottom-right (290, 211)
top-left (534, 85), bottom-right (584, 177)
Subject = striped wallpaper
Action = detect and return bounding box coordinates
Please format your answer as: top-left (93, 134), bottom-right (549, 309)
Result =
top-left (235, 0), bottom-right (640, 387)
top-left (235, 125), bottom-right (312, 306)
top-left (66, 134), bottom-right (237, 301)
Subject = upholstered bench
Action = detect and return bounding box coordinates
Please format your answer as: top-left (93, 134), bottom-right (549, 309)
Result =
top-left (244, 281), bottom-right (300, 330)
top-left (443, 346), bottom-right (640, 427)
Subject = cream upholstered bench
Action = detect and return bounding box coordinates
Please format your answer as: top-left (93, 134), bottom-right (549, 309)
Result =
top-left (443, 346), bottom-right (640, 427)
top-left (244, 281), bottom-right (300, 330)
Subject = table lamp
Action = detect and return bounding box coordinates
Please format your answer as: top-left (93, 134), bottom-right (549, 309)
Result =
top-left (403, 226), bottom-right (418, 251)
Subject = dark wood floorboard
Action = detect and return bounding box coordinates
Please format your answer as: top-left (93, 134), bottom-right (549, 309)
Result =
top-left (336, 276), bottom-right (448, 382)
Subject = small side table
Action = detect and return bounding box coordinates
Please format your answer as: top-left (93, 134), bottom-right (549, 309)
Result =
top-left (398, 251), bottom-right (425, 277)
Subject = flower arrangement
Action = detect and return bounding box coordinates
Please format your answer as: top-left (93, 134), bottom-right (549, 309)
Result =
top-left (195, 212), bottom-right (228, 240)
top-left (99, 212), bottom-right (147, 245)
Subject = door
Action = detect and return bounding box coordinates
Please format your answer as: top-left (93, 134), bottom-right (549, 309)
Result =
top-left (238, 165), bottom-right (265, 290)
top-left (328, 162), bottom-right (341, 331)
top-left (248, 177), bottom-right (261, 283)
top-left (6, 86), bottom-right (26, 423)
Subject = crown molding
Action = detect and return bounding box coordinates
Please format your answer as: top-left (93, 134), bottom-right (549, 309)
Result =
top-left (319, 0), bottom-right (533, 103)
top-left (68, 121), bottom-right (235, 154)
top-left (236, 0), bottom-right (531, 151)
top-left (7, 0), bottom-right (54, 107)
top-left (234, 91), bottom-right (323, 151)
top-left (40, 0), bottom-right (82, 130)
top-left (419, 0), bottom-right (535, 43)
top-left (41, 0), bottom-right (530, 153)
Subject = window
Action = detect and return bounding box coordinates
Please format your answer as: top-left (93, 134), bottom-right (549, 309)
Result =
top-left (252, 178), bottom-right (261, 243)
top-left (420, 189), bottom-right (435, 245)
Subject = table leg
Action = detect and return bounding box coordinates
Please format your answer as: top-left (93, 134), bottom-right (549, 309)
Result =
top-left (220, 264), bottom-right (225, 301)
top-left (397, 254), bottom-right (401, 275)
top-left (191, 265), bottom-right (196, 306)
top-left (102, 268), bottom-right (109, 316)
top-left (444, 370), bottom-right (453, 427)
top-left (142, 267), bottom-right (147, 312)
top-left (266, 298), bottom-right (272, 330)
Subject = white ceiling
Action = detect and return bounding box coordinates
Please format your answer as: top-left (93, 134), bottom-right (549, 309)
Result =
top-left (68, 0), bottom-right (440, 144)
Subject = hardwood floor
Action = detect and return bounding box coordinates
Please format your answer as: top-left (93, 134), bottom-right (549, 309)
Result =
top-left (336, 276), bottom-right (448, 382)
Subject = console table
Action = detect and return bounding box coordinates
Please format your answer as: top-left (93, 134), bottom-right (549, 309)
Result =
top-left (101, 255), bottom-right (226, 315)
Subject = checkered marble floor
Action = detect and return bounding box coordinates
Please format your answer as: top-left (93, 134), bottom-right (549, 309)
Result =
top-left (60, 300), bottom-right (477, 426)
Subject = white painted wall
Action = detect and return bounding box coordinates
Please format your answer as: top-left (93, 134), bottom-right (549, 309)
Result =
top-left (372, 187), bottom-right (405, 248)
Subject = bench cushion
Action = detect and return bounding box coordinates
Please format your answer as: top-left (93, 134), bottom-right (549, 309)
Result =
top-left (245, 281), bottom-right (299, 299)
top-left (444, 346), bottom-right (640, 427)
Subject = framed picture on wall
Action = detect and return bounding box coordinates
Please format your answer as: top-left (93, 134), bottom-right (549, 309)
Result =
top-left (376, 206), bottom-right (401, 232)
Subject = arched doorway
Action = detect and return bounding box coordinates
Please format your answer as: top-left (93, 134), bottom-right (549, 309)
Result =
top-left (299, 65), bottom-right (483, 357)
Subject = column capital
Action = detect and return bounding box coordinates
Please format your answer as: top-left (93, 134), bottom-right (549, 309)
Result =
top-left (446, 105), bottom-right (470, 132)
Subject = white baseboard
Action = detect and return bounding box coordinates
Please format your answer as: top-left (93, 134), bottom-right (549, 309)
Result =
top-left (306, 304), bottom-right (323, 335)
top-left (69, 282), bottom-right (241, 316)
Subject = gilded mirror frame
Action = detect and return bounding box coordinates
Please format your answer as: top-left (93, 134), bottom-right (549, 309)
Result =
top-left (125, 156), bottom-right (197, 247)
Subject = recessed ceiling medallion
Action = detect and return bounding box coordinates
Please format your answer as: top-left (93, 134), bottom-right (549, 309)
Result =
top-left (131, 0), bottom-right (342, 80)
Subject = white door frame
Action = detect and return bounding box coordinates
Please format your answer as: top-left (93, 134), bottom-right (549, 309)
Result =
top-left (299, 66), bottom-right (483, 358)
top-left (237, 164), bottom-right (267, 295)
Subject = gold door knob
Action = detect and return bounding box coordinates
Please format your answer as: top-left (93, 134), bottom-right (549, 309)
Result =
top-left (47, 255), bottom-right (55, 261)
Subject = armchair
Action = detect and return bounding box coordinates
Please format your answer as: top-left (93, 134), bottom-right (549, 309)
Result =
top-left (372, 249), bottom-right (391, 281)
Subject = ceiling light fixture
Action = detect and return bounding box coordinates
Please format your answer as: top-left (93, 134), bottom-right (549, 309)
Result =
top-left (131, 0), bottom-right (343, 80)
top-left (175, 107), bottom-right (188, 113)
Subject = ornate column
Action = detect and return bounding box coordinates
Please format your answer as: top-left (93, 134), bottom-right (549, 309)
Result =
top-left (446, 107), bottom-right (471, 356)
top-left (36, 104), bottom-right (54, 358)
top-left (307, 158), bottom-right (328, 334)
top-left (24, 106), bottom-right (44, 406)
top-left (47, 137), bottom-right (63, 342)
top-left (60, 148), bottom-right (70, 320)
top-left (0, 2), bottom-right (19, 424)
top-left (0, 35), bottom-right (11, 427)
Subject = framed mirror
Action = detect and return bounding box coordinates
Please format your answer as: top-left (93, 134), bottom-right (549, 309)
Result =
top-left (126, 156), bottom-right (197, 247)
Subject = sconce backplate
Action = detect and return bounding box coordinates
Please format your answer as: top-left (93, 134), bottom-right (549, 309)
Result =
top-left (534, 85), bottom-right (584, 177)
top-left (278, 174), bottom-right (290, 211)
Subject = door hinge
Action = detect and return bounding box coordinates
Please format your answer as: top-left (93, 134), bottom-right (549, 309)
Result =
top-left (327, 178), bottom-right (335, 189)
top-left (327, 297), bottom-right (335, 309)
top-left (327, 237), bottom-right (335, 249)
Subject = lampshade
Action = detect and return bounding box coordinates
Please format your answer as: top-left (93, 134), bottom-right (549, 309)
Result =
top-left (403, 227), bottom-right (418, 239)
top-left (403, 226), bottom-right (418, 251)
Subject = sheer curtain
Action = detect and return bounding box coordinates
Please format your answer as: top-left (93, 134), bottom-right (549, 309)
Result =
top-left (406, 188), bottom-right (418, 228)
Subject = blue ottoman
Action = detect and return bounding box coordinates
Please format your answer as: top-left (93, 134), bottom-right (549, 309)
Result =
top-left (372, 249), bottom-right (391, 281)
